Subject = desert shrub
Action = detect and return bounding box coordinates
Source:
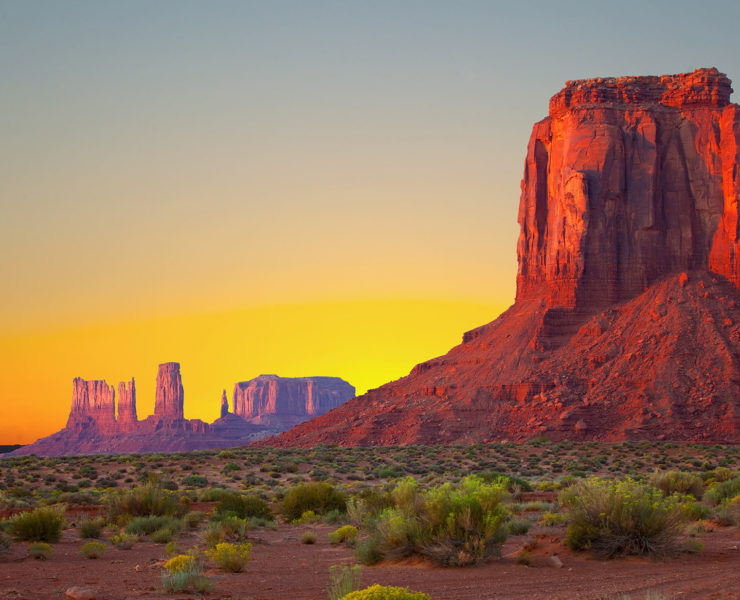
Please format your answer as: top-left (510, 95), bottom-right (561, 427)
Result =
top-left (340, 585), bottom-right (431, 600)
top-left (329, 525), bottom-right (358, 545)
top-left (506, 518), bottom-right (531, 536)
top-left (539, 511), bottom-right (567, 527)
top-left (28, 541), bottom-right (54, 560)
top-left (560, 478), bottom-right (685, 557)
top-left (161, 553), bottom-right (212, 594)
top-left (206, 542), bottom-right (252, 572)
top-left (363, 476), bottom-right (508, 566)
top-left (183, 510), bottom-right (204, 529)
top-left (682, 539), bottom-right (704, 554)
top-left (77, 517), bottom-right (104, 539)
top-left (0, 532), bottom-right (11, 552)
top-left (182, 475), bottom-right (208, 488)
top-left (714, 496), bottom-right (740, 526)
top-left (280, 482), bottom-right (347, 522)
top-left (80, 541), bottom-right (106, 559)
top-left (516, 549), bottom-right (534, 565)
top-left (323, 508), bottom-right (344, 524)
top-left (355, 536), bottom-right (383, 566)
top-left (151, 527), bottom-right (174, 544)
top-left (7, 506), bottom-right (65, 542)
top-left (327, 564), bottom-right (361, 600)
top-left (202, 516), bottom-right (250, 547)
top-left (704, 477), bottom-right (740, 506)
top-left (124, 515), bottom-right (182, 536)
top-left (110, 532), bottom-right (138, 549)
top-left (650, 471), bottom-right (704, 499)
top-left (293, 510), bottom-right (320, 525)
top-left (107, 484), bottom-right (184, 518)
top-left (679, 499), bottom-right (711, 521)
top-left (478, 471), bottom-right (533, 492)
top-left (164, 553), bottom-right (195, 574)
top-left (301, 530), bottom-right (317, 544)
top-left (215, 492), bottom-right (273, 521)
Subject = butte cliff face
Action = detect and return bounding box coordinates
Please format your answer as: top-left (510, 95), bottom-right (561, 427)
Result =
top-left (66, 378), bottom-right (117, 434)
top-left (154, 362), bottom-right (185, 420)
top-left (12, 365), bottom-right (355, 456)
top-left (233, 375), bottom-right (356, 429)
top-left (260, 68), bottom-right (740, 447)
top-left (517, 68), bottom-right (740, 308)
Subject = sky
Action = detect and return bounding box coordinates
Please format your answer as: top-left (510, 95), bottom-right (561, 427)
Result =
top-left (2, 0), bottom-right (740, 443)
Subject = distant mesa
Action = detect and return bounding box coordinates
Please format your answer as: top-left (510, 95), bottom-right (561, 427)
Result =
top-left (232, 374), bottom-right (355, 429)
top-left (9, 365), bottom-right (354, 456)
top-left (259, 67), bottom-right (740, 447)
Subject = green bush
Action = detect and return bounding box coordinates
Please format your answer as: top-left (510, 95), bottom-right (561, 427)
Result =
top-left (77, 517), bottom-right (104, 539)
top-left (340, 585), bottom-right (431, 600)
top-left (560, 478), bottom-right (685, 557)
top-left (327, 564), bottom-right (361, 600)
top-left (363, 476), bottom-right (508, 566)
top-left (28, 541), bottom-right (54, 560)
top-left (650, 471), bottom-right (704, 498)
top-left (704, 477), bottom-right (740, 506)
top-left (281, 482), bottom-right (347, 522)
top-left (7, 506), bottom-right (65, 542)
top-left (183, 510), bottom-right (204, 529)
top-left (81, 541), bottom-right (106, 559)
top-left (124, 515), bottom-right (182, 536)
top-left (506, 518), bottom-right (531, 536)
top-left (107, 484), bottom-right (184, 518)
top-left (215, 492), bottom-right (273, 521)
top-left (355, 537), bottom-right (383, 566)
top-left (206, 542), bottom-right (252, 572)
top-left (151, 527), bottom-right (174, 544)
top-left (202, 516), bottom-right (250, 547)
top-left (182, 475), bottom-right (208, 488)
top-left (329, 525), bottom-right (358, 545)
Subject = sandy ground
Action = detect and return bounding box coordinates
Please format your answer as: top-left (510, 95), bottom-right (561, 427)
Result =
top-left (1, 522), bottom-right (739, 600)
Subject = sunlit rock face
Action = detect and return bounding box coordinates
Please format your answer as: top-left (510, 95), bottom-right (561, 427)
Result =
top-left (258, 69), bottom-right (740, 447)
top-left (233, 375), bottom-right (356, 429)
top-left (517, 68), bottom-right (740, 309)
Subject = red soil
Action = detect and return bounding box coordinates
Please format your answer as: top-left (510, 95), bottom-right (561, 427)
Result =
top-left (1, 523), bottom-right (739, 599)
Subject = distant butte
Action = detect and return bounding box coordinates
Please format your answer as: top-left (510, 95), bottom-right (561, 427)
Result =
top-left (259, 67), bottom-right (740, 447)
top-left (10, 366), bottom-right (355, 456)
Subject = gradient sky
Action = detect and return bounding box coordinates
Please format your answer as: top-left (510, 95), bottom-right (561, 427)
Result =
top-left (2, 0), bottom-right (740, 443)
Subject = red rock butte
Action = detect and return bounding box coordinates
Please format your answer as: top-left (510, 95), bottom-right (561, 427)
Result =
top-left (260, 67), bottom-right (740, 447)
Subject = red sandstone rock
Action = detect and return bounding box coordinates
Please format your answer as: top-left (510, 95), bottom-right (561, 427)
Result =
top-left (258, 68), bottom-right (740, 447)
top-left (154, 362), bottom-right (184, 420)
top-left (117, 378), bottom-right (137, 432)
top-left (66, 378), bottom-right (116, 434)
top-left (233, 375), bottom-right (355, 429)
top-left (518, 67), bottom-right (740, 309)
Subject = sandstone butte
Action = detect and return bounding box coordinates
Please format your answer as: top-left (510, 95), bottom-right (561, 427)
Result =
top-left (10, 365), bottom-right (354, 456)
top-left (259, 67), bottom-right (740, 447)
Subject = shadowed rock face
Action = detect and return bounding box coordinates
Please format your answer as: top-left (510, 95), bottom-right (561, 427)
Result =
top-left (259, 68), bottom-right (740, 447)
top-left (233, 375), bottom-right (356, 429)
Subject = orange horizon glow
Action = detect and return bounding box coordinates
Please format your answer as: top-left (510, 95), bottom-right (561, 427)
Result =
top-left (0, 298), bottom-right (508, 444)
